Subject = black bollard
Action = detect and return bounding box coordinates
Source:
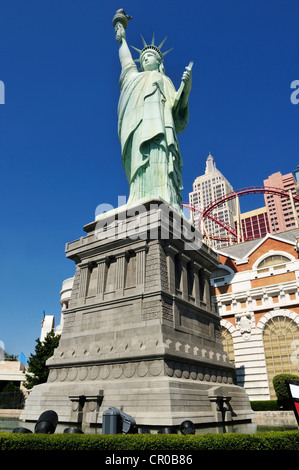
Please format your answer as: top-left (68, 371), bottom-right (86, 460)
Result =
top-left (180, 420), bottom-right (195, 435)
top-left (34, 410), bottom-right (58, 434)
top-left (157, 426), bottom-right (177, 434)
top-left (12, 427), bottom-right (32, 433)
top-left (120, 410), bottom-right (137, 434)
top-left (63, 427), bottom-right (84, 434)
top-left (102, 407), bottom-right (122, 434)
top-left (139, 427), bottom-right (151, 434)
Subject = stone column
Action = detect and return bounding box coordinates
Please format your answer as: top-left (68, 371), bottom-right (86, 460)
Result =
top-left (187, 260), bottom-right (195, 301)
top-left (204, 270), bottom-right (211, 310)
top-left (96, 258), bottom-right (106, 301)
top-left (78, 263), bottom-right (89, 303)
top-left (198, 268), bottom-right (207, 305)
top-left (115, 253), bottom-right (126, 293)
top-left (165, 245), bottom-right (179, 295)
top-left (135, 248), bottom-right (146, 287)
top-left (180, 253), bottom-right (189, 301)
top-left (103, 255), bottom-right (115, 294)
top-left (193, 262), bottom-right (201, 306)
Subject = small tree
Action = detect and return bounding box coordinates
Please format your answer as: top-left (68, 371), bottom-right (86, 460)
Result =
top-left (0, 382), bottom-right (24, 409)
top-left (23, 330), bottom-right (60, 390)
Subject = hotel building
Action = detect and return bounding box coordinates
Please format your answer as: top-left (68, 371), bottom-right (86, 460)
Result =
top-left (264, 171), bottom-right (299, 234)
top-left (189, 154), bottom-right (236, 248)
top-left (234, 206), bottom-right (270, 242)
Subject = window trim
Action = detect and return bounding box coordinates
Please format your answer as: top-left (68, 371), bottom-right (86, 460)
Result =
top-left (210, 264), bottom-right (234, 286)
top-left (253, 250), bottom-right (294, 277)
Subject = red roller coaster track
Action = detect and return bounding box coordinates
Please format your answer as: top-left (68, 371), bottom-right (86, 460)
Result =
top-left (183, 185), bottom-right (299, 242)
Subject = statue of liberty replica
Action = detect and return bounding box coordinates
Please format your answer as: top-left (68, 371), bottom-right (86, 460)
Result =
top-left (21, 11), bottom-right (253, 431)
top-left (114, 10), bottom-right (192, 214)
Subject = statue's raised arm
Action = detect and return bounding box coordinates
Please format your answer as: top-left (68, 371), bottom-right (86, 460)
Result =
top-left (113, 9), bottom-right (133, 69)
top-left (113, 10), bottom-right (192, 215)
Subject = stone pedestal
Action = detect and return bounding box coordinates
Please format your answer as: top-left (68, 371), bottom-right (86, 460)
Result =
top-left (21, 199), bottom-right (254, 428)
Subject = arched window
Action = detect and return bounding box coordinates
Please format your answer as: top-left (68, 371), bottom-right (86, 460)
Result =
top-left (210, 266), bottom-right (233, 285)
top-left (221, 326), bottom-right (235, 365)
top-left (257, 254), bottom-right (290, 274)
top-left (263, 316), bottom-right (299, 399)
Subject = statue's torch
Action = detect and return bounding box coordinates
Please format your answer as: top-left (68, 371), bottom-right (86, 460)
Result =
top-left (112, 9), bottom-right (132, 40)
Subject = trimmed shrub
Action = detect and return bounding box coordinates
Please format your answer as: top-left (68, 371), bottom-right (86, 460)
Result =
top-left (250, 400), bottom-right (279, 411)
top-left (0, 431), bottom-right (299, 451)
top-left (273, 374), bottom-right (299, 409)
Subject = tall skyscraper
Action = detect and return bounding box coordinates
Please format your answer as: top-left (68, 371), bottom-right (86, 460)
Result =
top-left (263, 171), bottom-right (299, 234)
top-left (234, 206), bottom-right (270, 241)
top-left (189, 154), bottom-right (236, 247)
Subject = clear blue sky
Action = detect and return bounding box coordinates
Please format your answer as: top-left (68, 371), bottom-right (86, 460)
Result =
top-left (0, 0), bottom-right (298, 360)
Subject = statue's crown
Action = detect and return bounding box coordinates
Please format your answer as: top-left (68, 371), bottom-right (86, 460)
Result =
top-left (131, 33), bottom-right (173, 64)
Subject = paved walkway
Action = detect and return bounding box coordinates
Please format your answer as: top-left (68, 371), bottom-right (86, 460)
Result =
top-left (0, 409), bottom-right (297, 428)
top-left (0, 410), bottom-right (22, 418)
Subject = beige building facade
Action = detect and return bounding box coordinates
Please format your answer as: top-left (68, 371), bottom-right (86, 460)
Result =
top-left (212, 228), bottom-right (299, 401)
top-left (0, 361), bottom-right (27, 392)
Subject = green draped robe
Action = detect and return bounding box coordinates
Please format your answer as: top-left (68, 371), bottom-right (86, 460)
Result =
top-left (118, 58), bottom-right (189, 213)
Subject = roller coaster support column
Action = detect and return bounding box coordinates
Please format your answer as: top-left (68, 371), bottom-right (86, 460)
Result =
top-left (289, 190), bottom-right (299, 228)
top-left (235, 195), bottom-right (243, 244)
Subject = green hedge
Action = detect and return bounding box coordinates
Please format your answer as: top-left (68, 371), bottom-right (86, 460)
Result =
top-left (0, 431), bottom-right (299, 451)
top-left (250, 400), bottom-right (279, 411)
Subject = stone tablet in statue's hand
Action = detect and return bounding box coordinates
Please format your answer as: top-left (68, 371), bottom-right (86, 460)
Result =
top-left (182, 66), bottom-right (192, 95)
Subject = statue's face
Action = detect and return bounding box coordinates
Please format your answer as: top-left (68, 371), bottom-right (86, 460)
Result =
top-left (141, 51), bottom-right (160, 71)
